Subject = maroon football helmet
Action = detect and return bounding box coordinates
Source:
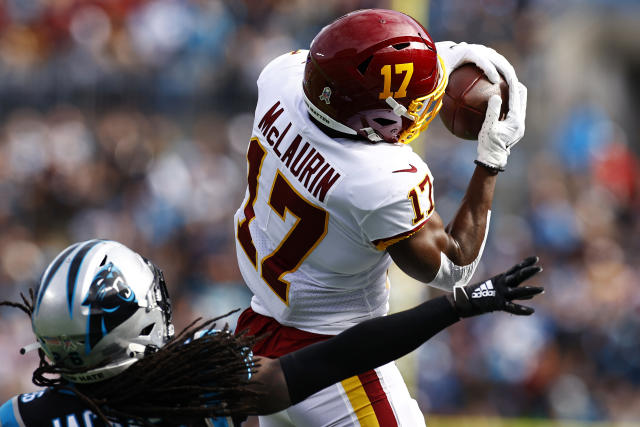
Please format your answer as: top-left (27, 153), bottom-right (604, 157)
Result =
top-left (303, 9), bottom-right (447, 144)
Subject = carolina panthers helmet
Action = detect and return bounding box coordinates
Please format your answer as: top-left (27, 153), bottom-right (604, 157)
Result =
top-left (31, 239), bottom-right (174, 384)
top-left (303, 9), bottom-right (448, 144)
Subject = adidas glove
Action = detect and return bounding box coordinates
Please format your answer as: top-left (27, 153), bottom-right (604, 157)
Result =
top-left (447, 256), bottom-right (543, 318)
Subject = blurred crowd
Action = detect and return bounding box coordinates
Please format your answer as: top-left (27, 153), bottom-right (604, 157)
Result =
top-left (0, 0), bottom-right (639, 424)
top-left (417, 0), bottom-right (640, 424)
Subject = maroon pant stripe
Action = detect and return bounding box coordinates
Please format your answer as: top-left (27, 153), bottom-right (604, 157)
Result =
top-left (358, 369), bottom-right (398, 426)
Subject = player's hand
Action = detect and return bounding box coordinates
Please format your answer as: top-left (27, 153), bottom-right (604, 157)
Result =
top-left (435, 41), bottom-right (520, 110)
top-left (476, 82), bottom-right (527, 171)
top-left (447, 256), bottom-right (543, 318)
top-left (436, 41), bottom-right (527, 171)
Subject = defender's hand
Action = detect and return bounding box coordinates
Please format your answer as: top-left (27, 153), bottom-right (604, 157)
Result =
top-left (447, 256), bottom-right (543, 318)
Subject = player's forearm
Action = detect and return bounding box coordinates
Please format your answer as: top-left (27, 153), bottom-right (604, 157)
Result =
top-left (386, 165), bottom-right (495, 287)
top-left (445, 164), bottom-right (497, 265)
top-left (279, 295), bottom-right (459, 405)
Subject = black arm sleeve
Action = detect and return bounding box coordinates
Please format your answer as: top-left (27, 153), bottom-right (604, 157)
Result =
top-left (280, 295), bottom-right (460, 404)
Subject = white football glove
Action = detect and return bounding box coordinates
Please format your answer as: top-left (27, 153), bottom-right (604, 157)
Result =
top-left (435, 41), bottom-right (519, 100)
top-left (476, 82), bottom-right (527, 171)
top-left (436, 41), bottom-right (527, 171)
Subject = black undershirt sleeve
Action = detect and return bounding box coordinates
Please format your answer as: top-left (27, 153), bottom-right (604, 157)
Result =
top-left (279, 295), bottom-right (460, 404)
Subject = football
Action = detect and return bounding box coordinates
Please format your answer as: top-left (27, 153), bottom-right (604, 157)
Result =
top-left (439, 64), bottom-right (509, 140)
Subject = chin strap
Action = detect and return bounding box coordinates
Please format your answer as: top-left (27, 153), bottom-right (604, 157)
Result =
top-left (303, 92), bottom-right (358, 135)
top-left (385, 97), bottom-right (416, 121)
top-left (359, 97), bottom-right (416, 143)
top-left (360, 127), bottom-right (383, 142)
top-left (20, 342), bottom-right (41, 355)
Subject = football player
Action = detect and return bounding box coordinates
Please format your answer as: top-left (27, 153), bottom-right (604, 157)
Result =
top-left (0, 240), bottom-right (542, 426)
top-left (233, 8), bottom-right (528, 426)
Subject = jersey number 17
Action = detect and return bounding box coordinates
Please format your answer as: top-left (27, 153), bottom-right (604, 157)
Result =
top-left (237, 138), bottom-right (328, 305)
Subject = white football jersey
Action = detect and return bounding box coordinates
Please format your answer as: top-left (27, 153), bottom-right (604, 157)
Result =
top-left (234, 50), bottom-right (435, 334)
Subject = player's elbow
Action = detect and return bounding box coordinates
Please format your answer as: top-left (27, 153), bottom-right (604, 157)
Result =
top-left (387, 238), bottom-right (442, 283)
top-left (387, 217), bottom-right (461, 281)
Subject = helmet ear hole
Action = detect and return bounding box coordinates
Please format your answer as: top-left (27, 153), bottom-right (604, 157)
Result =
top-left (139, 323), bottom-right (155, 336)
top-left (373, 117), bottom-right (397, 126)
top-left (393, 42), bottom-right (410, 50)
top-left (357, 56), bottom-right (374, 76)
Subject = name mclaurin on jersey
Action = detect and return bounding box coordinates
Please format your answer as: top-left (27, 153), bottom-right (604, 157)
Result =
top-left (258, 101), bottom-right (341, 202)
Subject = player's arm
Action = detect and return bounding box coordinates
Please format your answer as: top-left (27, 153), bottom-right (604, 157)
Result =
top-left (388, 50), bottom-right (527, 289)
top-left (388, 164), bottom-right (496, 285)
top-left (0, 397), bottom-right (20, 426)
top-left (244, 258), bottom-right (543, 413)
top-left (0, 394), bottom-right (27, 427)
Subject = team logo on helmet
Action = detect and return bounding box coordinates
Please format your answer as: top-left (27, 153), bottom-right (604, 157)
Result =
top-left (82, 262), bottom-right (138, 353)
top-left (319, 86), bottom-right (332, 104)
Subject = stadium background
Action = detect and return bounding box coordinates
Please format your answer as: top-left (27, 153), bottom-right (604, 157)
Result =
top-left (0, 0), bottom-right (639, 425)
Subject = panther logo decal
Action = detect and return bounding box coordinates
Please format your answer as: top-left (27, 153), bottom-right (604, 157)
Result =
top-left (82, 262), bottom-right (138, 352)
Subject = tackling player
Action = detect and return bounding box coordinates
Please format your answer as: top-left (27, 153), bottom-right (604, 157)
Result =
top-left (0, 241), bottom-right (542, 426)
top-left (233, 8), bottom-right (528, 426)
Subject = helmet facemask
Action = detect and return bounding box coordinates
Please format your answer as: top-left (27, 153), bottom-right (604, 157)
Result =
top-left (355, 55), bottom-right (447, 144)
top-left (395, 55), bottom-right (448, 144)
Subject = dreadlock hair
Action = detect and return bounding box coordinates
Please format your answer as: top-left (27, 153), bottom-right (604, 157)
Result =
top-left (0, 288), bottom-right (35, 316)
top-left (2, 292), bottom-right (263, 426)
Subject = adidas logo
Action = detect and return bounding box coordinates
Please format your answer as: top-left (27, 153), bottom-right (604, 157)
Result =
top-left (471, 281), bottom-right (496, 299)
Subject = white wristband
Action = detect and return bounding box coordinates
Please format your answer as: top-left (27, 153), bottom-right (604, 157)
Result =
top-left (427, 211), bottom-right (491, 291)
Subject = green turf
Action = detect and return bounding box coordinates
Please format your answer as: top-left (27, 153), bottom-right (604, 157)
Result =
top-left (427, 416), bottom-right (635, 427)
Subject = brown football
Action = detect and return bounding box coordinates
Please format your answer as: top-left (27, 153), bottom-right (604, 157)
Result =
top-left (439, 64), bottom-right (509, 140)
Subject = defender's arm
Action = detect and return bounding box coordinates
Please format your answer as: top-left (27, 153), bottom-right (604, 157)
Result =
top-left (245, 257), bottom-right (542, 414)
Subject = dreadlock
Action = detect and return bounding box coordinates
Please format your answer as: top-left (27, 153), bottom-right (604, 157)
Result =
top-left (2, 292), bottom-right (264, 426)
top-left (0, 288), bottom-right (35, 316)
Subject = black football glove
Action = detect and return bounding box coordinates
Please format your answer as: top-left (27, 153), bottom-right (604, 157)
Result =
top-left (447, 256), bottom-right (543, 318)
